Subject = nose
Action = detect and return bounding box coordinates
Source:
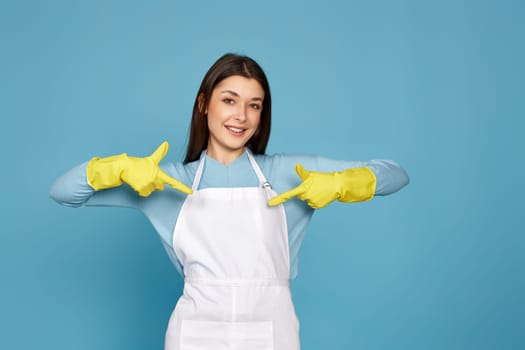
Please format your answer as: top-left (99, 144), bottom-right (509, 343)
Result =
top-left (234, 104), bottom-right (248, 122)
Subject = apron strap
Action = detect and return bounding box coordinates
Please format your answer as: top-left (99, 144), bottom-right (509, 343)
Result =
top-left (245, 149), bottom-right (272, 189)
top-left (191, 151), bottom-right (207, 191)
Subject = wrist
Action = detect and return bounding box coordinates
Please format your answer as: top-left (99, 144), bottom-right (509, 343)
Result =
top-left (86, 153), bottom-right (128, 190)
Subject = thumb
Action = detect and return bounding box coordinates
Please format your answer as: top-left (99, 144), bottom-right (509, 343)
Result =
top-left (150, 141), bottom-right (169, 164)
top-left (295, 164), bottom-right (311, 180)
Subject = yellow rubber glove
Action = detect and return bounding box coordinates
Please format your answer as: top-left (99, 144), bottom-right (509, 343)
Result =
top-left (86, 141), bottom-right (192, 197)
top-left (268, 164), bottom-right (376, 209)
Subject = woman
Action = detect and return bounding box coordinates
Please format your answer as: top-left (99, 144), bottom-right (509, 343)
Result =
top-left (50, 53), bottom-right (409, 350)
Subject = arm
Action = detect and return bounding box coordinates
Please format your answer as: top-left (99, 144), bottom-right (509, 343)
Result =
top-left (49, 142), bottom-right (192, 209)
top-left (49, 161), bottom-right (96, 208)
top-left (267, 154), bottom-right (409, 208)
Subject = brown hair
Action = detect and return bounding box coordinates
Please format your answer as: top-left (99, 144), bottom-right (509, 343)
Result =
top-left (183, 53), bottom-right (272, 164)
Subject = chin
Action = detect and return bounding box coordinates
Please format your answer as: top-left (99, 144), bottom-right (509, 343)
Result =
top-left (228, 144), bottom-right (248, 153)
top-left (227, 138), bottom-right (252, 150)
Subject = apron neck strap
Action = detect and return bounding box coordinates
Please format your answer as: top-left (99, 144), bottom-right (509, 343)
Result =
top-left (191, 148), bottom-right (270, 191)
top-left (245, 149), bottom-right (271, 188)
top-left (191, 151), bottom-right (207, 191)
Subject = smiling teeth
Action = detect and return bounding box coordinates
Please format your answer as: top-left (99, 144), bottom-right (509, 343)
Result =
top-left (227, 127), bottom-right (244, 132)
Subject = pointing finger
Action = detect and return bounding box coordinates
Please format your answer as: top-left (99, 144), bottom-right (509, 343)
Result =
top-left (150, 141), bottom-right (169, 164)
top-left (157, 170), bottom-right (193, 195)
top-left (267, 184), bottom-right (305, 206)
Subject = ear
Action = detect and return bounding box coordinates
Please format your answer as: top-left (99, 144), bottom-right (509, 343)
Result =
top-left (197, 93), bottom-right (207, 114)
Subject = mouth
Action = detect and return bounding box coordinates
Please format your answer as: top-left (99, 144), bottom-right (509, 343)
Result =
top-left (225, 125), bottom-right (247, 136)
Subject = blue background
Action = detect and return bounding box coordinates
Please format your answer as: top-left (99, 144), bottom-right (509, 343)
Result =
top-left (1, 0), bottom-right (523, 349)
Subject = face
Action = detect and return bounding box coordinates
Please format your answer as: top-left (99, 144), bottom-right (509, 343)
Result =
top-left (205, 75), bottom-right (264, 164)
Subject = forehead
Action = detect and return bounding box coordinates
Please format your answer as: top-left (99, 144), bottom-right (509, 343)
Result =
top-left (214, 75), bottom-right (264, 98)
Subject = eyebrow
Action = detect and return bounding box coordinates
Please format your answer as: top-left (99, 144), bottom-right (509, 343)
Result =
top-left (221, 90), bottom-right (263, 101)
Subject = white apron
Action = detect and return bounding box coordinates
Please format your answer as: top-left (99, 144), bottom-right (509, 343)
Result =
top-left (165, 150), bottom-right (300, 350)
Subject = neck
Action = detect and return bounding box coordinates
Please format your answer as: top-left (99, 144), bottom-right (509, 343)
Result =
top-left (206, 145), bottom-right (246, 166)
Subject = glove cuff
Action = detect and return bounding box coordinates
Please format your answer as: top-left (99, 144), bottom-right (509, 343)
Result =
top-left (336, 167), bottom-right (377, 203)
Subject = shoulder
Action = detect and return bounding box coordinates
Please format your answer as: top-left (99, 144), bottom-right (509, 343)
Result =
top-left (253, 152), bottom-right (361, 173)
top-left (251, 153), bottom-right (325, 191)
top-left (253, 153), bottom-right (323, 171)
top-left (253, 152), bottom-right (386, 181)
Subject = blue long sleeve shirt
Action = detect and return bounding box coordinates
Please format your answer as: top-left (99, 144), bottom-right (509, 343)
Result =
top-left (49, 151), bottom-right (409, 279)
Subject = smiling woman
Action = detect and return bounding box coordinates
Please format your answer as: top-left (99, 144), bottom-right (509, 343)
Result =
top-left (185, 54), bottom-right (272, 165)
top-left (49, 53), bottom-right (409, 350)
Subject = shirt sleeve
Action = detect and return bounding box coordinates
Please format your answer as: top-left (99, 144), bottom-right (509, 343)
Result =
top-left (48, 161), bottom-right (141, 209)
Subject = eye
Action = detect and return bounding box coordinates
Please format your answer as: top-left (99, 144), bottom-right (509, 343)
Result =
top-left (250, 103), bottom-right (262, 110)
top-left (222, 98), bottom-right (235, 105)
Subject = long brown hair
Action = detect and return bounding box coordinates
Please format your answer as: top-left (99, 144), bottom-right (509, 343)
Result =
top-left (184, 53), bottom-right (272, 164)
